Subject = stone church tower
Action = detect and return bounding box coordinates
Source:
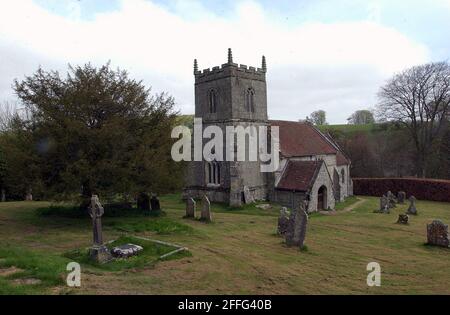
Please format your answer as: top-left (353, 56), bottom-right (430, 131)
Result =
top-left (184, 49), bottom-right (269, 206)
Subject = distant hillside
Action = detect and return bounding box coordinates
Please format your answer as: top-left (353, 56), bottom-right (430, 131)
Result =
top-left (318, 123), bottom-right (377, 134)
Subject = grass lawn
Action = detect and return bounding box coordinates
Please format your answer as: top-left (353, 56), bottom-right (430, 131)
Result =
top-left (0, 195), bottom-right (449, 294)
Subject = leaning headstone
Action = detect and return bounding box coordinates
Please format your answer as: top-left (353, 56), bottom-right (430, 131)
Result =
top-left (427, 220), bottom-right (449, 248)
top-left (407, 196), bottom-right (418, 215)
top-left (285, 200), bottom-right (308, 249)
top-left (397, 191), bottom-right (406, 204)
top-left (137, 192), bottom-right (150, 212)
top-left (185, 197), bottom-right (196, 218)
top-left (200, 195), bottom-right (212, 222)
top-left (150, 194), bottom-right (161, 212)
top-left (277, 207), bottom-right (290, 236)
top-left (397, 214), bottom-right (409, 224)
top-left (243, 186), bottom-right (254, 204)
top-left (88, 195), bottom-right (112, 263)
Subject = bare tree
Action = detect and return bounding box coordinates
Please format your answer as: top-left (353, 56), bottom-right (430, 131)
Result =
top-left (377, 61), bottom-right (450, 177)
top-left (0, 101), bottom-right (18, 131)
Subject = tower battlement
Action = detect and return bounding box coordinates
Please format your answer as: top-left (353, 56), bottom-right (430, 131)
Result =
top-left (194, 49), bottom-right (266, 84)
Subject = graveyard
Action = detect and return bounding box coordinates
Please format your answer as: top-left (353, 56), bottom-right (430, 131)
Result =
top-left (0, 194), bottom-right (449, 295)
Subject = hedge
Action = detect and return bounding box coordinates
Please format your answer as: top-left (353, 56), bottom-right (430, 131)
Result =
top-left (352, 178), bottom-right (450, 202)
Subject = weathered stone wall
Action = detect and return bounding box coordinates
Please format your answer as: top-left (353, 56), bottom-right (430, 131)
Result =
top-left (335, 165), bottom-right (350, 201)
top-left (186, 59), bottom-right (269, 205)
top-left (307, 163), bottom-right (335, 212)
top-left (270, 190), bottom-right (307, 210)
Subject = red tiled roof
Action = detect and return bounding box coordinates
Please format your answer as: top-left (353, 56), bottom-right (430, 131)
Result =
top-left (276, 160), bottom-right (322, 192)
top-left (270, 120), bottom-right (337, 157)
top-left (336, 151), bottom-right (350, 166)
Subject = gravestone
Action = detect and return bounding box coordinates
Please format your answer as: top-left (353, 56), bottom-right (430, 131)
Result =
top-left (376, 195), bottom-right (390, 213)
top-left (1, 189), bottom-right (5, 202)
top-left (111, 244), bottom-right (143, 258)
top-left (25, 188), bottom-right (32, 201)
top-left (277, 207), bottom-right (290, 236)
top-left (185, 197), bottom-right (196, 218)
top-left (137, 192), bottom-right (150, 212)
top-left (397, 191), bottom-right (406, 204)
top-left (150, 194), bottom-right (161, 212)
top-left (397, 214), bottom-right (409, 224)
top-left (229, 164), bottom-right (242, 207)
top-left (407, 196), bottom-right (418, 215)
top-left (387, 191), bottom-right (397, 208)
top-left (243, 186), bottom-right (254, 204)
top-left (88, 195), bottom-right (112, 263)
top-left (427, 220), bottom-right (449, 248)
top-left (201, 195), bottom-right (212, 222)
top-left (285, 200), bottom-right (308, 249)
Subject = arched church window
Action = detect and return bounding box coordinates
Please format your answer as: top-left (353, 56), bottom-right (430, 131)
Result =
top-left (341, 169), bottom-right (345, 184)
top-left (209, 89), bottom-right (217, 113)
top-left (246, 88), bottom-right (255, 112)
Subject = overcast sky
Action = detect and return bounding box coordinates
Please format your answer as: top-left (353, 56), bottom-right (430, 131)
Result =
top-left (1, 0), bottom-right (449, 123)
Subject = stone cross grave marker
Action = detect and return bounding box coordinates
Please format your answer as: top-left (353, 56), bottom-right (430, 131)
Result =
top-left (88, 195), bottom-right (112, 263)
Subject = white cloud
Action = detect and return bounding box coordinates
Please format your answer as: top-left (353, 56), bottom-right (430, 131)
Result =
top-left (0, 0), bottom-right (430, 123)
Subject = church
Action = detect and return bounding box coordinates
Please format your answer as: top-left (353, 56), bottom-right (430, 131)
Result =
top-left (184, 49), bottom-right (353, 212)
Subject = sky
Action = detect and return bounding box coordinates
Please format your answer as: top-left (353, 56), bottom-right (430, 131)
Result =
top-left (0, 0), bottom-right (449, 123)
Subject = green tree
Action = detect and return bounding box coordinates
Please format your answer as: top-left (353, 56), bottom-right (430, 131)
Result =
top-left (12, 63), bottom-right (183, 201)
top-left (306, 110), bottom-right (327, 125)
top-left (347, 109), bottom-right (375, 124)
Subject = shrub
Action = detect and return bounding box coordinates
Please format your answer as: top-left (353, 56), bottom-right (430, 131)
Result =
top-left (353, 178), bottom-right (450, 202)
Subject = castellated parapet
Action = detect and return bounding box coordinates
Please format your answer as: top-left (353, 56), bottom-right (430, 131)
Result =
top-left (195, 63), bottom-right (266, 84)
top-left (194, 49), bottom-right (266, 84)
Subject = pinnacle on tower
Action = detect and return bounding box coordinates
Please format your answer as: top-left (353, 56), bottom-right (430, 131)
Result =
top-left (227, 48), bottom-right (233, 64)
top-left (262, 55), bottom-right (267, 72)
top-left (193, 59), bottom-right (198, 74)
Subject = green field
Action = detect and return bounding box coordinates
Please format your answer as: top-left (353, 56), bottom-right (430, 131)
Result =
top-left (0, 195), bottom-right (449, 294)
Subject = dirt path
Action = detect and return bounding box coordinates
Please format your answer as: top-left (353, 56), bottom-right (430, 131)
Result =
top-left (319, 197), bottom-right (366, 216)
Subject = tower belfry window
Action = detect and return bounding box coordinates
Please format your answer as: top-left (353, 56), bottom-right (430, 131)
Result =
top-left (206, 161), bottom-right (220, 185)
top-left (246, 88), bottom-right (255, 112)
top-left (209, 90), bottom-right (217, 113)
